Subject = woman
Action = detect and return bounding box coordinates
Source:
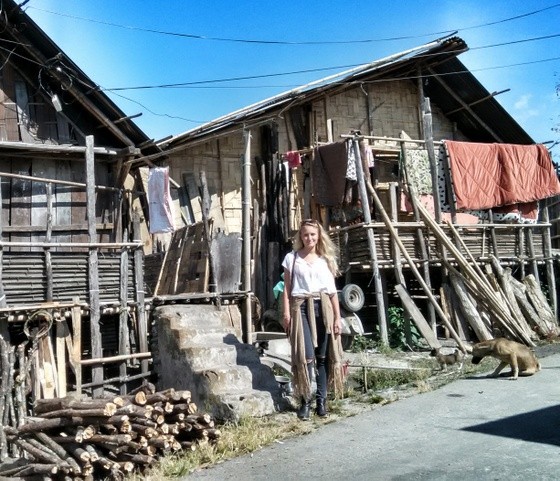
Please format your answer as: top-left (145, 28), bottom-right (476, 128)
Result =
top-left (282, 219), bottom-right (344, 420)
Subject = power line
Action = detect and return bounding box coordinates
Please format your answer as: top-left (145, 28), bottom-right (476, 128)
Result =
top-left (100, 33), bottom-right (560, 92)
top-left (26, 3), bottom-right (560, 46)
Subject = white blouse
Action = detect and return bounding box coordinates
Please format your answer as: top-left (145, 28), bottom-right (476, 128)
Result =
top-left (282, 250), bottom-right (337, 296)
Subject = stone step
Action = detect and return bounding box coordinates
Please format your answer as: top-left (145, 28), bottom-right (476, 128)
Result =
top-left (182, 345), bottom-right (239, 370)
top-left (209, 390), bottom-right (278, 421)
top-left (177, 328), bottom-right (240, 346)
top-left (198, 364), bottom-right (278, 395)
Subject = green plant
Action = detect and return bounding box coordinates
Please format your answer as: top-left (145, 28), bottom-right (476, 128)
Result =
top-left (353, 367), bottom-right (431, 392)
top-left (387, 306), bottom-right (423, 350)
top-left (349, 334), bottom-right (376, 353)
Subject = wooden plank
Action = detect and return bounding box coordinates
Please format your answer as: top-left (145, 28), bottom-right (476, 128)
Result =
top-left (85, 135), bottom-right (103, 397)
top-left (119, 230), bottom-right (130, 395)
top-left (133, 212), bottom-right (148, 374)
top-left (210, 231), bottom-right (241, 294)
top-left (71, 297), bottom-right (82, 396)
top-left (55, 159), bottom-right (73, 247)
top-left (56, 319), bottom-right (67, 397)
top-left (395, 284), bottom-right (441, 349)
top-left (11, 160), bottom-right (32, 251)
top-left (71, 158), bottom-right (87, 245)
top-left (14, 80), bottom-right (34, 143)
top-left (3, 64), bottom-right (20, 142)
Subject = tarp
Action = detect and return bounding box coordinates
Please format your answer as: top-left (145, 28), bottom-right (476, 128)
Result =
top-left (445, 141), bottom-right (560, 210)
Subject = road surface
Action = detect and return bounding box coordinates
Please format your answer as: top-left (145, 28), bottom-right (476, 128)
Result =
top-left (187, 350), bottom-right (560, 480)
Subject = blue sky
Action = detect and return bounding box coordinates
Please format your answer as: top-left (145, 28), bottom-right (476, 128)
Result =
top-left (24, 1), bottom-right (560, 155)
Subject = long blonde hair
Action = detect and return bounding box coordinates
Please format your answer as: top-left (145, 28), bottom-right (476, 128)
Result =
top-left (293, 219), bottom-right (340, 277)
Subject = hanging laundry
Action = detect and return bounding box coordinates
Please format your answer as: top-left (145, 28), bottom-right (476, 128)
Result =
top-left (402, 148), bottom-right (432, 195)
top-left (285, 151), bottom-right (301, 169)
top-left (312, 141), bottom-right (348, 206)
top-left (445, 141), bottom-right (560, 210)
top-left (346, 140), bottom-right (357, 181)
top-left (148, 166), bottom-right (175, 234)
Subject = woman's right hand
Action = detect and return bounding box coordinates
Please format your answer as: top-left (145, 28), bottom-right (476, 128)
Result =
top-left (283, 314), bottom-right (291, 334)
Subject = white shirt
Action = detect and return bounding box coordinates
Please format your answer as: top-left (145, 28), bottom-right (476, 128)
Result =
top-left (282, 250), bottom-right (337, 296)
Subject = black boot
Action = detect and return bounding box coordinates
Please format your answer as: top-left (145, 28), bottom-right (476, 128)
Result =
top-left (297, 398), bottom-right (311, 420)
top-left (315, 397), bottom-right (327, 417)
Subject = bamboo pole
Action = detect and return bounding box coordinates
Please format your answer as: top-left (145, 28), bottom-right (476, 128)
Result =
top-left (415, 201), bottom-right (534, 345)
top-left (242, 130), bottom-right (252, 344)
top-left (360, 167), bottom-right (466, 352)
top-left (542, 206), bottom-right (558, 318)
top-left (351, 138), bottom-right (388, 344)
top-left (400, 142), bottom-right (436, 332)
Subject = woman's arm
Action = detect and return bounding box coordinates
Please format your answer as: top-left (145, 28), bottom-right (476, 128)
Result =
top-left (282, 266), bottom-right (292, 333)
top-left (330, 291), bottom-right (342, 336)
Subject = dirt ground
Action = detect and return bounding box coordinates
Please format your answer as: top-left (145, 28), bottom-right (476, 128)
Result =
top-left (263, 338), bottom-right (560, 418)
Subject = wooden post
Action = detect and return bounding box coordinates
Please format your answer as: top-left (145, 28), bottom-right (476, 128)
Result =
top-left (119, 227), bottom-right (130, 395)
top-left (133, 212), bottom-right (149, 374)
top-left (488, 210), bottom-right (500, 258)
top-left (0, 175), bottom-right (7, 340)
top-left (71, 297), bottom-right (82, 395)
top-left (55, 318), bottom-right (67, 398)
top-left (518, 228), bottom-right (526, 278)
top-left (422, 98), bottom-right (441, 222)
top-left (199, 171), bottom-right (217, 293)
top-left (400, 142), bottom-right (437, 333)
top-left (367, 184), bottom-right (467, 352)
top-left (85, 135), bottom-right (104, 397)
top-left (45, 183), bottom-right (53, 301)
top-left (351, 138), bottom-right (388, 344)
top-left (242, 130), bottom-right (253, 343)
top-left (389, 182), bottom-right (404, 285)
top-left (542, 206), bottom-right (558, 319)
top-left (525, 227), bottom-right (539, 282)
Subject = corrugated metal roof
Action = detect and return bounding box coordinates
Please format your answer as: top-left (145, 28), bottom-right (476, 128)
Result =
top-left (161, 35), bottom-right (533, 149)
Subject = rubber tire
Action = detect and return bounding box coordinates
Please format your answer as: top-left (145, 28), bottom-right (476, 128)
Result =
top-left (339, 284), bottom-right (365, 312)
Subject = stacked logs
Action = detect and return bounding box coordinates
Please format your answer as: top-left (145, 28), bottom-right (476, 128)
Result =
top-left (0, 385), bottom-right (220, 480)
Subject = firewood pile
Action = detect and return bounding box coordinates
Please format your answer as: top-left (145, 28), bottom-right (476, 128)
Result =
top-left (417, 202), bottom-right (560, 346)
top-left (0, 383), bottom-right (220, 480)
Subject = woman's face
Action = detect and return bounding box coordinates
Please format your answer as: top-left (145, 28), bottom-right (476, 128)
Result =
top-left (300, 225), bottom-right (319, 249)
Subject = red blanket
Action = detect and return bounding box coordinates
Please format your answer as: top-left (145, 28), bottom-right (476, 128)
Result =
top-left (445, 141), bottom-right (560, 210)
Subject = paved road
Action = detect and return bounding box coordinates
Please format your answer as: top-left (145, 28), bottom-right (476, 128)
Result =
top-left (187, 350), bottom-right (560, 481)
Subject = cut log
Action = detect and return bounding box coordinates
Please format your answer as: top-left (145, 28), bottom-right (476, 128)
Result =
top-left (395, 284), bottom-right (441, 349)
top-left (449, 273), bottom-right (493, 342)
top-left (524, 274), bottom-right (558, 329)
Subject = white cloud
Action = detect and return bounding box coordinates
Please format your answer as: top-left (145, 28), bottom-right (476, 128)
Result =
top-left (514, 94), bottom-right (532, 110)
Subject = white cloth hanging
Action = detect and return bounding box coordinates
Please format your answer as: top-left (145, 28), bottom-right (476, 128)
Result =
top-left (148, 166), bottom-right (175, 234)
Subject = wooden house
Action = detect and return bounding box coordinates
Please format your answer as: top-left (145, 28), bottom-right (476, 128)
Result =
top-left (0, 1), bottom-right (162, 400)
top-left (155, 35), bottom-right (559, 347)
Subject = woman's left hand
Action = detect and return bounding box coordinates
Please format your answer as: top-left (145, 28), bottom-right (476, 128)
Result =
top-left (333, 319), bottom-right (342, 336)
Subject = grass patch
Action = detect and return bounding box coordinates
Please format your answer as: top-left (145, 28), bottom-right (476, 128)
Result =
top-left (124, 415), bottom-right (315, 480)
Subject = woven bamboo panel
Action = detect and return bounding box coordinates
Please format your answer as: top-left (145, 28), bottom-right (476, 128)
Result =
top-left (332, 224), bottom-right (546, 272)
top-left (2, 252), bottom-right (134, 306)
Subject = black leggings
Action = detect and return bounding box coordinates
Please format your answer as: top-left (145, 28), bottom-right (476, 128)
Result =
top-left (300, 300), bottom-right (329, 400)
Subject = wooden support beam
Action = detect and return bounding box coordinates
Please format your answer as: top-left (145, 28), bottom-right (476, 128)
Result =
top-left (133, 212), bottom-right (149, 374)
top-left (71, 297), bottom-right (82, 396)
top-left (542, 207), bottom-right (558, 319)
top-left (427, 67), bottom-right (504, 142)
top-left (351, 138), bottom-right (388, 344)
top-left (86, 135), bottom-right (104, 397)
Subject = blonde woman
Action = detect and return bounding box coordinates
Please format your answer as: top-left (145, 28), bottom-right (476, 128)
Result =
top-left (282, 219), bottom-right (344, 420)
